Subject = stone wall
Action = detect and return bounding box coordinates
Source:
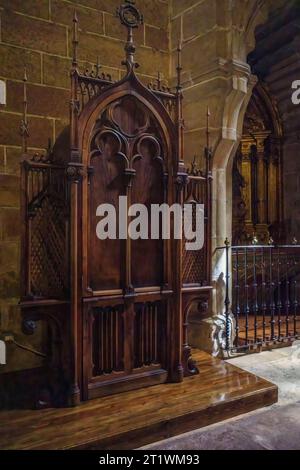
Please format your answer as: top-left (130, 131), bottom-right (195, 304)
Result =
top-left (0, 0), bottom-right (170, 373)
top-left (0, 0), bottom-right (298, 369)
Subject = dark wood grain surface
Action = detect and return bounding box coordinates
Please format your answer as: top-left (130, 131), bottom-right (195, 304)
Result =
top-left (0, 350), bottom-right (277, 450)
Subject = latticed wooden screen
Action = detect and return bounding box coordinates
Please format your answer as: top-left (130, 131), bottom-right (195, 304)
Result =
top-left (30, 194), bottom-right (68, 298)
top-left (23, 163), bottom-right (68, 300)
top-left (182, 177), bottom-right (208, 286)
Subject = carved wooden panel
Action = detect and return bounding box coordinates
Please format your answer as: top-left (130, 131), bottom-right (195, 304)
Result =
top-left (89, 130), bottom-right (126, 291)
top-left (131, 136), bottom-right (165, 288)
top-left (88, 95), bottom-right (167, 291)
top-left (134, 301), bottom-right (166, 368)
top-left (92, 306), bottom-right (125, 376)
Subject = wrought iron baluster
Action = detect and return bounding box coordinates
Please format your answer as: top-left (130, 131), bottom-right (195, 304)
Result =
top-left (224, 239), bottom-right (230, 351)
top-left (269, 247), bottom-right (276, 341)
top-left (100, 309), bottom-right (104, 374)
top-left (261, 248), bottom-right (267, 343)
top-left (285, 252), bottom-right (291, 337)
top-left (244, 247), bottom-right (249, 344)
top-left (115, 308), bottom-right (119, 371)
top-left (276, 247), bottom-right (282, 339)
top-left (110, 308), bottom-right (114, 372)
top-left (234, 249), bottom-right (240, 347)
top-left (149, 303), bottom-right (153, 364)
top-left (293, 251), bottom-right (298, 337)
top-left (253, 247), bottom-right (258, 344)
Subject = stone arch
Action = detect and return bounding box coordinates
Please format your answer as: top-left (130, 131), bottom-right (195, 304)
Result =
top-left (205, 1), bottom-right (278, 355)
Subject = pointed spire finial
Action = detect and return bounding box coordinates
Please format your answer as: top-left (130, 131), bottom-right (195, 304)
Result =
top-left (72, 10), bottom-right (79, 69)
top-left (95, 56), bottom-right (101, 77)
top-left (206, 105), bottom-right (210, 149)
top-left (157, 71), bottom-right (161, 89)
top-left (205, 106), bottom-right (212, 175)
top-left (117, 1), bottom-right (143, 73)
top-left (20, 67), bottom-right (29, 154)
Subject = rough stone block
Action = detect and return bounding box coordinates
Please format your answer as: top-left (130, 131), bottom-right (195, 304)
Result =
top-left (0, 112), bottom-right (54, 149)
top-left (0, 147), bottom-right (5, 172)
top-left (145, 25), bottom-right (169, 51)
top-left (0, 175), bottom-right (20, 207)
top-left (181, 32), bottom-right (217, 74)
top-left (0, 146), bottom-right (22, 176)
top-left (136, 47), bottom-right (169, 78)
top-left (141, 0), bottom-right (169, 29)
top-left (70, 31), bottom-right (124, 67)
top-left (0, 44), bottom-right (41, 83)
top-left (0, 207), bottom-right (21, 241)
top-left (51, 0), bottom-right (103, 34)
top-left (1, 11), bottom-right (68, 56)
top-left (6, 81), bottom-right (70, 119)
top-left (183, 0), bottom-right (216, 40)
top-left (171, 15), bottom-right (181, 48)
top-left (75, 0), bottom-right (119, 15)
top-left (172, 0), bottom-right (199, 17)
top-left (0, 0), bottom-right (50, 19)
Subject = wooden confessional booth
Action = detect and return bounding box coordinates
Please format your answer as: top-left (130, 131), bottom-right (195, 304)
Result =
top-left (19, 2), bottom-right (212, 406)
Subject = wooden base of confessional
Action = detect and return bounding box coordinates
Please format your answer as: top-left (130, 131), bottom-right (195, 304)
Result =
top-left (0, 350), bottom-right (277, 450)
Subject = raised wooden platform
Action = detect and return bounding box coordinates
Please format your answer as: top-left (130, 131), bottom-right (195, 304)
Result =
top-left (0, 351), bottom-right (277, 450)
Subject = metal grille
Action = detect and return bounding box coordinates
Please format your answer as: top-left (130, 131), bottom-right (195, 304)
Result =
top-left (221, 242), bottom-right (300, 353)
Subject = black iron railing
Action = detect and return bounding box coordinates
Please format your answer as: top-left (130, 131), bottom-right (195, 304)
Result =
top-left (218, 241), bottom-right (300, 353)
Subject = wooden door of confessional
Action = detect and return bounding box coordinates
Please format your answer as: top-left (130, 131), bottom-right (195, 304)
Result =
top-left (79, 87), bottom-right (177, 399)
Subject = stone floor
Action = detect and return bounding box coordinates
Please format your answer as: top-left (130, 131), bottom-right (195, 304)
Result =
top-left (141, 342), bottom-right (300, 450)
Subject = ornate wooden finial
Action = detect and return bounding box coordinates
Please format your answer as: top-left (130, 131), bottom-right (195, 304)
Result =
top-left (117, 0), bottom-right (143, 73)
top-left (206, 106), bottom-right (211, 149)
top-left (224, 238), bottom-right (230, 247)
top-left (20, 67), bottom-right (29, 154)
top-left (187, 155), bottom-right (203, 176)
top-left (95, 56), bottom-right (101, 77)
top-left (252, 233), bottom-right (259, 245)
top-left (157, 71), bottom-right (161, 89)
top-left (176, 41), bottom-right (182, 92)
top-left (46, 137), bottom-right (53, 162)
top-left (72, 10), bottom-right (79, 69)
